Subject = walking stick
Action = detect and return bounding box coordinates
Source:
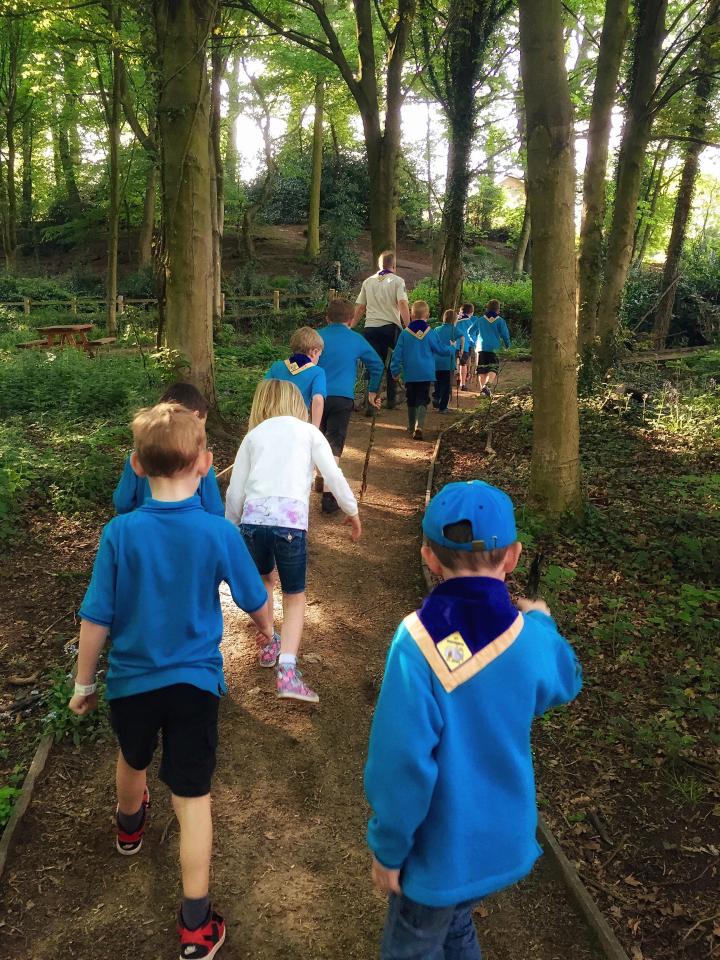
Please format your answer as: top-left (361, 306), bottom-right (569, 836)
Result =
top-left (215, 463), bottom-right (234, 480)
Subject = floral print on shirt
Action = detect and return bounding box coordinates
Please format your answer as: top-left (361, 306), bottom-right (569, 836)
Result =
top-left (241, 496), bottom-right (309, 531)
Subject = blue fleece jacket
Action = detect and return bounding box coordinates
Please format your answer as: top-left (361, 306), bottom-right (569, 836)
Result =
top-left (80, 496), bottom-right (267, 700)
top-left (365, 576), bottom-right (582, 907)
top-left (265, 356), bottom-right (327, 410)
top-left (475, 314), bottom-right (511, 352)
top-left (390, 321), bottom-right (455, 383)
top-left (456, 315), bottom-right (479, 350)
top-left (317, 323), bottom-right (384, 398)
top-left (433, 323), bottom-right (458, 372)
top-left (112, 456), bottom-right (225, 516)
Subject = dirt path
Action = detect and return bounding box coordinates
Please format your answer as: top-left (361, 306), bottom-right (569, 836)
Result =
top-left (0, 363), bottom-right (602, 960)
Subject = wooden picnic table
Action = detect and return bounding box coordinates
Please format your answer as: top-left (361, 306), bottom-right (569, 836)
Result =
top-left (36, 324), bottom-right (94, 350)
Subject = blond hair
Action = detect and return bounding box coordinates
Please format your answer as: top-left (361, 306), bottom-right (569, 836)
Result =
top-left (442, 308), bottom-right (457, 324)
top-left (411, 299), bottom-right (430, 319)
top-left (132, 403), bottom-right (205, 477)
top-left (290, 326), bottom-right (324, 356)
top-left (248, 379), bottom-right (309, 431)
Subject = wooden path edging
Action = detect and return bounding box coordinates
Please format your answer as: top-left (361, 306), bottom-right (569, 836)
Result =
top-left (0, 733), bottom-right (54, 884)
top-left (422, 424), bottom-right (630, 960)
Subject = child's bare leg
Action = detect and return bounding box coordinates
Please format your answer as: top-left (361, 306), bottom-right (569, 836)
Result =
top-left (478, 371), bottom-right (488, 389)
top-left (257, 572), bottom-right (276, 640)
top-left (459, 364), bottom-right (466, 387)
top-left (279, 590), bottom-right (305, 658)
top-left (116, 751), bottom-right (147, 816)
top-left (172, 793), bottom-right (213, 899)
top-left (487, 371), bottom-right (498, 388)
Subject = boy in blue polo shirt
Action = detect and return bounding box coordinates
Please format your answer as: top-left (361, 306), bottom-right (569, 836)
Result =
top-left (475, 299), bottom-right (511, 397)
top-left (432, 308), bottom-right (459, 415)
top-left (69, 403), bottom-right (273, 960)
top-left (316, 298), bottom-right (384, 513)
top-left (390, 300), bottom-right (456, 441)
top-left (365, 480), bottom-right (582, 959)
top-left (456, 303), bottom-right (479, 390)
top-left (265, 326), bottom-right (326, 426)
top-left (113, 382), bottom-right (225, 516)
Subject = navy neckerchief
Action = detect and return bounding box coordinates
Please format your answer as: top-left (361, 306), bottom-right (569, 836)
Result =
top-left (288, 353), bottom-right (313, 368)
top-left (486, 311), bottom-right (498, 319)
top-left (417, 576), bottom-right (518, 656)
top-left (377, 269), bottom-right (394, 276)
top-left (408, 319), bottom-right (430, 334)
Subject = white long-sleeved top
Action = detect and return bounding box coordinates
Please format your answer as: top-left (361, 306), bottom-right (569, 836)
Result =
top-left (225, 416), bottom-right (358, 529)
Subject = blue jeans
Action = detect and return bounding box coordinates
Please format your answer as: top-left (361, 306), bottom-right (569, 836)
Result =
top-left (380, 894), bottom-right (482, 960)
top-left (239, 524), bottom-right (307, 594)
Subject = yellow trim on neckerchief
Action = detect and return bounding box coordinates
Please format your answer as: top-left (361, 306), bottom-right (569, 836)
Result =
top-left (284, 359), bottom-right (316, 375)
top-left (407, 327), bottom-right (430, 340)
top-left (485, 316), bottom-right (498, 324)
top-left (403, 610), bottom-right (523, 692)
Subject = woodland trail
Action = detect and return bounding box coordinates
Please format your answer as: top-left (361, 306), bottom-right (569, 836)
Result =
top-left (0, 361), bottom-right (602, 960)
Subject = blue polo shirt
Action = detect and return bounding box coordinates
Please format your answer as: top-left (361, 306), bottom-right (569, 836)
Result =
top-left (265, 356), bottom-right (327, 410)
top-left (390, 321), bottom-right (455, 383)
top-left (456, 315), bottom-right (479, 350)
top-left (475, 314), bottom-right (511, 352)
top-left (365, 576), bottom-right (582, 907)
top-left (317, 323), bottom-right (385, 398)
top-left (112, 457), bottom-right (225, 516)
top-left (79, 496), bottom-right (267, 700)
top-left (433, 323), bottom-right (458, 372)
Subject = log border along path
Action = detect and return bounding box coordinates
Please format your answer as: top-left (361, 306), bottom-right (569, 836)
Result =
top-left (0, 361), bottom-right (611, 960)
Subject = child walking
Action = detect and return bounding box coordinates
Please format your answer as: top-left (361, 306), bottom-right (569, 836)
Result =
top-left (112, 382), bottom-right (224, 516)
top-left (390, 300), bottom-right (456, 441)
top-left (317, 298), bottom-right (385, 514)
top-left (365, 480), bottom-right (582, 960)
top-left (432, 309), bottom-right (458, 415)
top-left (70, 403), bottom-right (273, 960)
top-left (475, 299), bottom-right (511, 397)
top-left (456, 303), bottom-right (479, 388)
top-left (225, 379), bottom-right (361, 704)
top-left (264, 326), bottom-right (327, 426)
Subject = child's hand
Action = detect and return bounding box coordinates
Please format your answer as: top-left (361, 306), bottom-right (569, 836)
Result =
top-left (372, 856), bottom-right (402, 895)
top-left (68, 692), bottom-right (98, 716)
top-left (516, 597), bottom-right (551, 617)
top-left (368, 392), bottom-right (381, 410)
top-left (345, 514), bottom-right (362, 542)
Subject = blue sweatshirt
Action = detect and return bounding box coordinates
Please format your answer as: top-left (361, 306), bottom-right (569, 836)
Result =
top-left (112, 456), bottom-right (225, 516)
top-left (475, 314), bottom-right (511, 352)
top-left (317, 323), bottom-right (384, 398)
top-left (456, 315), bottom-right (479, 350)
top-left (365, 576), bottom-right (582, 907)
top-left (79, 496), bottom-right (267, 700)
top-left (433, 323), bottom-right (458, 372)
top-left (265, 356), bottom-right (327, 410)
top-left (390, 321), bottom-right (455, 384)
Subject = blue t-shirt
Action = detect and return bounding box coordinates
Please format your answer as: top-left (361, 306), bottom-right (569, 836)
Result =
top-left (433, 323), bottom-right (458, 372)
top-left (390, 321), bottom-right (455, 383)
top-left (475, 314), bottom-right (511, 353)
top-left (265, 357), bottom-right (327, 410)
top-left (79, 496), bottom-right (267, 700)
top-left (112, 456), bottom-right (225, 516)
top-left (317, 323), bottom-right (385, 398)
top-left (365, 576), bottom-right (582, 907)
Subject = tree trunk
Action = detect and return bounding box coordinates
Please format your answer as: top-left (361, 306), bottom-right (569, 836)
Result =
top-left (59, 52), bottom-right (83, 217)
top-left (597, 0), bottom-right (667, 363)
top-left (106, 3), bottom-right (122, 336)
top-left (305, 78), bottom-right (324, 261)
top-left (57, 121), bottom-right (83, 217)
top-left (210, 25), bottom-right (225, 334)
top-left (632, 142), bottom-right (670, 265)
top-left (5, 104), bottom-right (17, 269)
top-left (363, 120), bottom-right (399, 263)
top-left (21, 111), bottom-right (32, 228)
top-left (439, 127), bottom-right (473, 312)
top-left (155, 0), bottom-right (218, 402)
top-left (577, 0), bottom-right (630, 348)
top-left (224, 58), bottom-right (241, 194)
top-left (512, 193), bottom-right (531, 276)
top-left (653, 0), bottom-right (719, 348)
top-left (518, 0), bottom-right (581, 516)
top-left (138, 161), bottom-right (156, 268)
top-left (0, 157), bottom-right (12, 268)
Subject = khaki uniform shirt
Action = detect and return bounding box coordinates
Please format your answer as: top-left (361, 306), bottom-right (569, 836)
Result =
top-left (356, 272), bottom-right (408, 329)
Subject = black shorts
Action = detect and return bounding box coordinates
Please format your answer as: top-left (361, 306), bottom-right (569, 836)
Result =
top-left (458, 351), bottom-right (470, 366)
top-left (320, 395), bottom-right (354, 457)
top-left (477, 351), bottom-right (498, 373)
top-left (405, 381), bottom-right (431, 407)
top-left (109, 683), bottom-right (219, 797)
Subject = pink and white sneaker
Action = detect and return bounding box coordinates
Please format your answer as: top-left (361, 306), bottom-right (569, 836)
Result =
top-left (276, 665), bottom-right (319, 703)
top-left (257, 632), bottom-right (281, 668)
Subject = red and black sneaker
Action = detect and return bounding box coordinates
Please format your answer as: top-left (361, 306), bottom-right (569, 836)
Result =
top-left (178, 909), bottom-right (226, 960)
top-left (115, 787), bottom-right (150, 856)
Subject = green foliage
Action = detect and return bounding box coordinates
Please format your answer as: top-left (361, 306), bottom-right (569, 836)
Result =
top-left (410, 277), bottom-right (533, 329)
top-left (0, 777), bottom-right (22, 829)
top-left (42, 670), bottom-right (110, 746)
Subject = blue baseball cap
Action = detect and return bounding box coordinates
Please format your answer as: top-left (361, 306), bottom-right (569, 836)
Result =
top-left (422, 480), bottom-right (517, 551)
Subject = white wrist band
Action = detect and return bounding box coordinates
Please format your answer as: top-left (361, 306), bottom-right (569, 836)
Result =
top-left (74, 681), bottom-right (97, 696)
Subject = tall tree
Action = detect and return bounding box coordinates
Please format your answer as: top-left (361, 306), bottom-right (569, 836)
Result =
top-left (577, 0), bottom-right (631, 348)
top-left (304, 76), bottom-right (324, 260)
top-left (154, 0), bottom-right (218, 402)
top-left (596, 0), bottom-right (667, 362)
top-left (518, 0), bottom-right (581, 515)
top-left (653, 0), bottom-right (720, 347)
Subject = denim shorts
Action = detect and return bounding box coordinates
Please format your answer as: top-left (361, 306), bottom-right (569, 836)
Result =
top-left (240, 523), bottom-right (307, 594)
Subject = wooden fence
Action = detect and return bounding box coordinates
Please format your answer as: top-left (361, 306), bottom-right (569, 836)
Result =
top-left (0, 289), bottom-right (339, 318)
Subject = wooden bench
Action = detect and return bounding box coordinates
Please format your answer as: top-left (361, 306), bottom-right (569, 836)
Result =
top-left (86, 337), bottom-right (117, 354)
top-left (16, 339), bottom-right (50, 350)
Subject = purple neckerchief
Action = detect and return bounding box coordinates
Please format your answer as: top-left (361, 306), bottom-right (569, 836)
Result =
top-left (377, 269), bottom-right (394, 276)
top-left (417, 576), bottom-right (519, 656)
top-left (288, 353), bottom-right (313, 368)
top-left (408, 319), bottom-right (430, 333)
top-left (486, 311), bottom-right (498, 318)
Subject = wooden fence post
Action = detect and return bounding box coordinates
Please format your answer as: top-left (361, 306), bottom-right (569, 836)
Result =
top-left (328, 288), bottom-right (336, 303)
top-left (116, 294), bottom-right (124, 315)
top-left (273, 289), bottom-right (280, 313)
top-left (23, 298), bottom-right (30, 316)
top-left (221, 292), bottom-right (226, 316)
top-left (71, 298), bottom-right (78, 316)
